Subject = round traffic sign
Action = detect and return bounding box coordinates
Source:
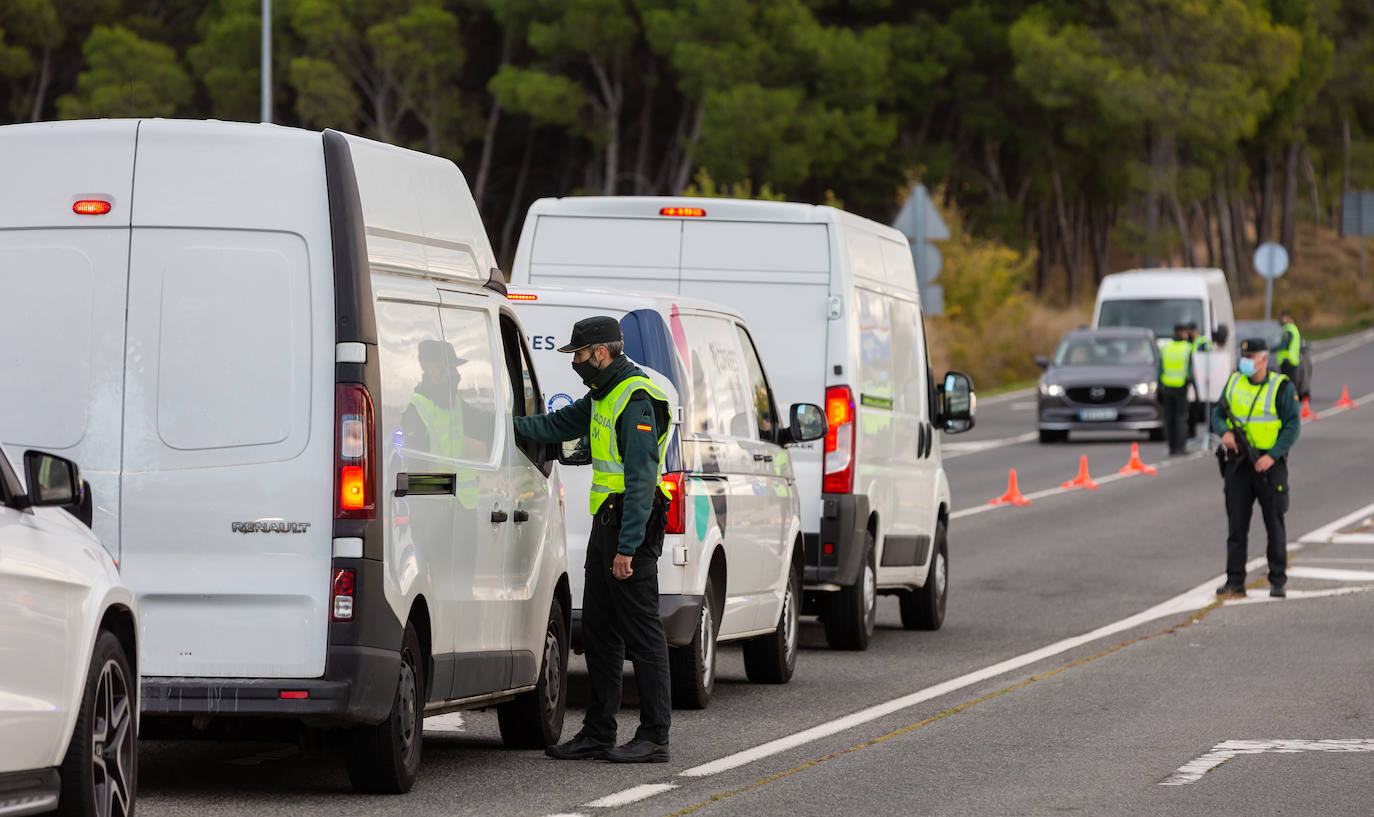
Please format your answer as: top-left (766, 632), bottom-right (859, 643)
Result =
top-left (1253, 242), bottom-right (1289, 279)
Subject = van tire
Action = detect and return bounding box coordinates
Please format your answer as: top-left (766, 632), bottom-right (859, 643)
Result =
top-left (742, 562), bottom-right (800, 684)
top-left (346, 622), bottom-right (424, 794)
top-left (670, 575), bottom-right (719, 709)
top-left (900, 521), bottom-right (948, 631)
top-left (58, 630), bottom-right (136, 817)
top-left (824, 532), bottom-right (876, 651)
top-left (498, 597), bottom-right (569, 749)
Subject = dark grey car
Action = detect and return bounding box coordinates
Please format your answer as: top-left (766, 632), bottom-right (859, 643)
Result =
top-left (1036, 328), bottom-right (1164, 443)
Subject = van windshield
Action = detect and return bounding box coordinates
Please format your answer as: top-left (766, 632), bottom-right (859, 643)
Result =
top-left (1097, 298), bottom-right (1204, 339)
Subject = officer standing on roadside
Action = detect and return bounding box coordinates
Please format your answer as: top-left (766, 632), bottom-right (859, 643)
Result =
top-left (1275, 309), bottom-right (1302, 383)
top-left (512, 316), bottom-right (674, 763)
top-left (1159, 323), bottom-right (1193, 455)
top-left (1213, 338), bottom-right (1301, 599)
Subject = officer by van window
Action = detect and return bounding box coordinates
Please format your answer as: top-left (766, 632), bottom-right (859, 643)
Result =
top-left (512, 316), bottom-right (674, 764)
top-left (403, 340), bottom-right (464, 455)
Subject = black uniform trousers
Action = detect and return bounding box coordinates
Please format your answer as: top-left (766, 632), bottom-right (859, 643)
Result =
top-left (1161, 385), bottom-right (1189, 454)
top-left (580, 495), bottom-right (672, 746)
top-left (1224, 456), bottom-right (1289, 588)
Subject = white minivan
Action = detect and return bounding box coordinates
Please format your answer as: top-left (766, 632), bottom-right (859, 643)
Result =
top-left (0, 120), bottom-right (571, 794)
top-left (509, 285), bottom-right (826, 707)
top-left (1092, 268), bottom-right (1237, 404)
top-left (510, 197), bottom-right (975, 651)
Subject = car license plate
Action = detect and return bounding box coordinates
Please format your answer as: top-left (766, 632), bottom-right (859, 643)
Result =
top-left (1079, 408), bottom-right (1118, 422)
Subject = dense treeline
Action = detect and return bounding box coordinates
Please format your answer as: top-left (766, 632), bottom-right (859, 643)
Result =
top-left (2, 0), bottom-right (1372, 284)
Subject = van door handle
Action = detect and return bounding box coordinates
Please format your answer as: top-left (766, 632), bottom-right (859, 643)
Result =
top-left (396, 472), bottom-right (456, 497)
top-left (513, 509), bottom-right (530, 523)
top-left (490, 510), bottom-right (509, 524)
top-left (753, 453), bottom-right (774, 463)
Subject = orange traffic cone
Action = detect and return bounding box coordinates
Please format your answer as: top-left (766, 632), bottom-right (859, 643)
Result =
top-left (1334, 385), bottom-right (1358, 410)
top-left (989, 469), bottom-right (1031, 507)
top-left (1061, 455), bottom-right (1100, 490)
top-left (1119, 442), bottom-right (1157, 476)
top-left (1300, 396), bottom-right (1317, 421)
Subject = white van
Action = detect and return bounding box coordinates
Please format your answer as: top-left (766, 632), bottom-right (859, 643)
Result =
top-left (509, 197), bottom-right (975, 651)
top-left (1092, 268), bottom-right (1236, 403)
top-left (0, 120), bottom-right (571, 794)
top-left (508, 285), bottom-right (826, 706)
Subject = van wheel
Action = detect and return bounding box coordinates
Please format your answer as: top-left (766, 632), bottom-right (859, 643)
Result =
top-left (900, 522), bottom-right (948, 631)
top-left (743, 561), bottom-right (801, 684)
top-left (58, 630), bottom-right (136, 817)
top-left (498, 597), bottom-right (569, 749)
top-left (670, 575), bottom-right (719, 709)
top-left (347, 622), bottom-right (424, 794)
top-left (824, 532), bottom-right (876, 651)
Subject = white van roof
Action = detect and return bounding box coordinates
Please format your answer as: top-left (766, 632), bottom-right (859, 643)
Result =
top-left (508, 283), bottom-right (747, 323)
top-left (1098, 268), bottom-right (1226, 298)
top-left (525, 195), bottom-right (910, 246)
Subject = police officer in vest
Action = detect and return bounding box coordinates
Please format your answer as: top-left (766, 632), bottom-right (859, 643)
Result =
top-left (1159, 324), bottom-right (1194, 455)
top-left (402, 340), bottom-right (479, 509)
top-left (1212, 338), bottom-right (1301, 599)
top-left (1275, 309), bottom-right (1302, 385)
top-left (513, 316), bottom-right (674, 763)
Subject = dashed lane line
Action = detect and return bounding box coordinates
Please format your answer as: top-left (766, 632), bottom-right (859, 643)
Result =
top-left (583, 784), bottom-right (678, 808)
top-left (943, 431), bottom-right (1038, 459)
top-left (1311, 329), bottom-right (1374, 363)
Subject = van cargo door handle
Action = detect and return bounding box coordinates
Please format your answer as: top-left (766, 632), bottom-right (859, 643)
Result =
top-left (513, 509), bottom-right (530, 523)
top-left (490, 510), bottom-right (509, 524)
top-left (753, 453), bottom-right (773, 463)
top-left (396, 472), bottom-right (456, 497)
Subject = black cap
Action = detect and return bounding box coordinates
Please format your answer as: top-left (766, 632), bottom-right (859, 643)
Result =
top-left (1173, 323), bottom-right (1188, 335)
top-left (1185, 321), bottom-right (1198, 331)
top-left (1279, 309), bottom-right (1292, 319)
top-left (558, 316), bottom-right (623, 353)
top-left (1239, 337), bottom-right (1268, 355)
top-left (419, 339), bottom-right (464, 367)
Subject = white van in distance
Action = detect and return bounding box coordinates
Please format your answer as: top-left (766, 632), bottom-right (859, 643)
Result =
top-left (0, 120), bottom-right (571, 794)
top-left (509, 285), bottom-right (826, 707)
top-left (1092, 268), bottom-right (1237, 404)
top-left (510, 197), bottom-right (975, 651)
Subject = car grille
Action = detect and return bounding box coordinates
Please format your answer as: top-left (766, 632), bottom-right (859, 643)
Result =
top-left (1066, 386), bottom-right (1130, 404)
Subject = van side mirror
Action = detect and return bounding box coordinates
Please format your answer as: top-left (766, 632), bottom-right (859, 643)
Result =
top-left (22, 451), bottom-right (84, 511)
top-left (937, 371), bottom-right (975, 434)
top-left (782, 403), bottom-right (827, 446)
top-left (1213, 324), bottom-right (1229, 347)
top-left (558, 436), bottom-right (592, 467)
top-left (1034, 355), bottom-right (1050, 371)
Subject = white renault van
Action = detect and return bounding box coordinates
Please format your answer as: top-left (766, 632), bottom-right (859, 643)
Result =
top-left (508, 285), bottom-right (826, 707)
top-left (1092, 268), bottom-right (1237, 404)
top-left (509, 197), bottom-right (975, 651)
top-left (0, 120), bottom-right (571, 794)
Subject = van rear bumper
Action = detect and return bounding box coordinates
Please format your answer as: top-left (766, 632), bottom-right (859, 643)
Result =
top-left (140, 645), bottom-right (399, 724)
top-left (803, 494), bottom-right (871, 590)
top-left (569, 594), bottom-right (705, 650)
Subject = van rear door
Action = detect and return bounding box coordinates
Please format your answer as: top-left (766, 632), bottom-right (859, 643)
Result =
top-left (118, 122), bottom-right (336, 679)
top-left (0, 121), bottom-right (137, 558)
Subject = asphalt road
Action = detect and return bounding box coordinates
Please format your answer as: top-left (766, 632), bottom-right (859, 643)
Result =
top-left (137, 330), bottom-right (1374, 817)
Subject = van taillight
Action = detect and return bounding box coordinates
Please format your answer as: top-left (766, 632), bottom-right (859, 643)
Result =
top-left (335, 383), bottom-right (375, 519)
top-left (661, 472), bottom-right (686, 534)
top-left (823, 386), bottom-right (855, 494)
top-left (332, 568), bottom-right (356, 621)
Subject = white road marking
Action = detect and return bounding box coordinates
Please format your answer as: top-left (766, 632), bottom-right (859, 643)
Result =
top-left (678, 550), bottom-right (1287, 779)
top-left (1286, 566), bottom-right (1374, 582)
top-left (1160, 739), bottom-right (1374, 786)
top-left (1333, 533), bottom-right (1374, 545)
top-left (1298, 502), bottom-right (1374, 544)
top-left (1010, 401), bottom-right (1036, 411)
top-left (543, 813), bottom-right (588, 817)
top-left (943, 431), bottom-right (1038, 459)
top-left (582, 784), bottom-right (677, 808)
top-left (1314, 390), bottom-right (1374, 420)
top-left (976, 387), bottom-right (1036, 406)
top-left (1311, 329), bottom-right (1374, 362)
top-left (422, 712), bottom-right (466, 734)
top-left (1225, 585), bottom-right (1374, 605)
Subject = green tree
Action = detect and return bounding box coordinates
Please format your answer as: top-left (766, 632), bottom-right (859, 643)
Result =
top-left (56, 24), bottom-right (191, 118)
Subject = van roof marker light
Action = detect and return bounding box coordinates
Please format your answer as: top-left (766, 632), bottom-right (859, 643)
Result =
top-left (72, 200), bottom-right (112, 216)
top-left (660, 207), bottom-right (706, 217)
top-left (507, 292), bottom-right (538, 301)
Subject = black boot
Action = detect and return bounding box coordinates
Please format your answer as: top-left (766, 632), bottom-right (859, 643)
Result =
top-left (546, 733), bottom-right (612, 760)
top-left (605, 738), bottom-right (669, 764)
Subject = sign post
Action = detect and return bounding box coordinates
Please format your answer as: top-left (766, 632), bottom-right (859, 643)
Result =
top-left (1342, 191), bottom-right (1374, 280)
top-left (1252, 241), bottom-right (1289, 321)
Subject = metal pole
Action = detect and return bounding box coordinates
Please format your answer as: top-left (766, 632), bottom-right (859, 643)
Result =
top-left (260, 0), bottom-right (272, 123)
top-left (1264, 276), bottom-right (1273, 322)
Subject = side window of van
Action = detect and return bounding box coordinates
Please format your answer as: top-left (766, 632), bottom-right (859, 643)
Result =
top-left (438, 306), bottom-right (500, 463)
top-left (889, 298), bottom-right (925, 418)
top-left (856, 288), bottom-right (894, 409)
top-left (679, 315), bottom-right (754, 439)
top-left (498, 315), bottom-right (548, 469)
top-left (377, 300), bottom-right (456, 459)
top-left (735, 325), bottom-right (778, 441)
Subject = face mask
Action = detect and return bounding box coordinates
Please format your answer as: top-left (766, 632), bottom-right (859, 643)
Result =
top-left (1238, 358), bottom-right (1256, 376)
top-left (572, 357), bottom-right (603, 386)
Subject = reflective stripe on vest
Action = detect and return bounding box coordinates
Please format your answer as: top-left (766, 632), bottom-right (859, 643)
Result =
top-left (1276, 323), bottom-right (1301, 366)
top-left (589, 375), bottom-right (671, 513)
top-left (1160, 340), bottom-right (1192, 388)
top-left (1222, 371), bottom-right (1288, 450)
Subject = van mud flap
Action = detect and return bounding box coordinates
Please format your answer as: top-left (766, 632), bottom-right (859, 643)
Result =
top-left (804, 494), bottom-right (870, 589)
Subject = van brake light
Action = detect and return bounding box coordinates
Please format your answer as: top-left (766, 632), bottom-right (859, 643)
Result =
top-left (823, 386), bottom-right (856, 494)
top-left (660, 207), bottom-right (705, 217)
top-left (335, 384), bottom-right (375, 519)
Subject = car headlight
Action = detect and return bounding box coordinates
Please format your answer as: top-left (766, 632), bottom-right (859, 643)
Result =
top-left (1040, 382), bottom-right (1064, 397)
top-left (1132, 381), bottom-right (1156, 396)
